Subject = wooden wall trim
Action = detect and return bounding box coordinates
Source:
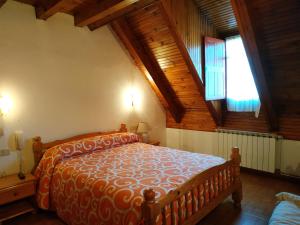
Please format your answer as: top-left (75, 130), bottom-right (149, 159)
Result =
top-left (84, 0), bottom-right (157, 30)
top-left (159, 1), bottom-right (221, 126)
top-left (231, 0), bottom-right (278, 131)
top-left (111, 17), bottom-right (185, 123)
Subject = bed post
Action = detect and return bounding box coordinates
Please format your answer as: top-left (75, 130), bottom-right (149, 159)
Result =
top-left (32, 136), bottom-right (43, 172)
top-left (231, 147), bottom-right (242, 208)
top-left (119, 123), bottom-right (128, 132)
top-left (141, 189), bottom-right (161, 225)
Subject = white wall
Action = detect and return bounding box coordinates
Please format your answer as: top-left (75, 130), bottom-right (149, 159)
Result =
top-left (0, 0), bottom-right (166, 176)
top-left (167, 128), bottom-right (300, 177)
top-left (166, 128), bottom-right (217, 155)
top-left (280, 140), bottom-right (300, 177)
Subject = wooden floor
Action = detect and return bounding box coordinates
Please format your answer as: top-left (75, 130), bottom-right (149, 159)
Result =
top-left (3, 171), bottom-right (300, 225)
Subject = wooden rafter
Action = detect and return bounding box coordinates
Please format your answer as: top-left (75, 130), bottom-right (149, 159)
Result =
top-left (35, 0), bottom-right (65, 20)
top-left (158, 1), bottom-right (222, 126)
top-left (111, 18), bottom-right (185, 123)
top-left (75, 0), bottom-right (156, 30)
top-left (231, 0), bottom-right (278, 131)
top-left (0, 0), bottom-right (7, 8)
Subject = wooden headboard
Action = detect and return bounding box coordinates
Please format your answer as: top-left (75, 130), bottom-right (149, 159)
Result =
top-left (32, 124), bottom-right (128, 170)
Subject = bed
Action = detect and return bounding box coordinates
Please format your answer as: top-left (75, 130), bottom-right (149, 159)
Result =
top-left (32, 124), bottom-right (242, 225)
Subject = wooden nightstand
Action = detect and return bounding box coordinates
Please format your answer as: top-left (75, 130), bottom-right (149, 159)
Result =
top-left (0, 174), bottom-right (36, 224)
top-left (148, 141), bottom-right (160, 146)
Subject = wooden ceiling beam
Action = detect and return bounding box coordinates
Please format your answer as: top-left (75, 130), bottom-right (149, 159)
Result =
top-left (231, 0), bottom-right (278, 131)
top-left (0, 0), bottom-right (7, 8)
top-left (111, 17), bottom-right (185, 123)
top-left (35, 0), bottom-right (65, 20)
top-left (75, 0), bottom-right (156, 30)
top-left (158, 1), bottom-right (222, 126)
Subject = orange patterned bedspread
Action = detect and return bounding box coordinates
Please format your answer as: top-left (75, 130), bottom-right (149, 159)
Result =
top-left (35, 133), bottom-right (225, 225)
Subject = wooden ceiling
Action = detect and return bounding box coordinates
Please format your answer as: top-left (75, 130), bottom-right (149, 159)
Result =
top-left (194, 0), bottom-right (237, 37)
top-left (13, 0), bottom-right (158, 30)
top-left (15, 0), bottom-right (87, 14)
top-left (246, 0), bottom-right (300, 116)
top-left (112, 0), bottom-right (220, 129)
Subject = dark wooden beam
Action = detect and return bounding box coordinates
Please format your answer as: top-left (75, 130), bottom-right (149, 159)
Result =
top-left (0, 0), bottom-right (7, 8)
top-left (111, 18), bottom-right (185, 123)
top-left (231, 0), bottom-right (278, 131)
top-left (77, 0), bottom-right (156, 30)
top-left (158, 1), bottom-right (222, 126)
top-left (219, 29), bottom-right (239, 39)
top-left (35, 0), bottom-right (65, 20)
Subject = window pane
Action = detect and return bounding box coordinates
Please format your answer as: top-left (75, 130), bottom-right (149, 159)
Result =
top-left (205, 37), bottom-right (226, 100)
top-left (226, 36), bottom-right (260, 112)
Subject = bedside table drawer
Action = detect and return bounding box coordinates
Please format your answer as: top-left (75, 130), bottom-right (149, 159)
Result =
top-left (0, 182), bottom-right (35, 205)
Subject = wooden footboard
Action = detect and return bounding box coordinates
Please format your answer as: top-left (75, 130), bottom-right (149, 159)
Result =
top-left (141, 147), bottom-right (242, 225)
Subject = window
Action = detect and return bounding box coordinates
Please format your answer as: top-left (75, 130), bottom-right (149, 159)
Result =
top-left (204, 37), bottom-right (226, 100)
top-left (204, 35), bottom-right (260, 113)
top-left (226, 36), bottom-right (260, 112)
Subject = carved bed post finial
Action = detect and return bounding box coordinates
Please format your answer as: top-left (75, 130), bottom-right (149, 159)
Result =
top-left (144, 189), bottom-right (156, 203)
top-left (141, 189), bottom-right (161, 225)
top-left (120, 123), bottom-right (127, 132)
top-left (231, 147), bottom-right (242, 208)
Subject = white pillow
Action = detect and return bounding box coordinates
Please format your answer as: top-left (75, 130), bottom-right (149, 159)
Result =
top-left (269, 201), bottom-right (300, 225)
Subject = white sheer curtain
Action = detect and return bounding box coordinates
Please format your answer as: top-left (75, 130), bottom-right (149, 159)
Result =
top-left (226, 36), bottom-right (260, 114)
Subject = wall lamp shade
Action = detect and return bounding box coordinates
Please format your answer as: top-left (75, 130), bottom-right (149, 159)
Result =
top-left (0, 95), bottom-right (12, 116)
top-left (136, 122), bottom-right (149, 133)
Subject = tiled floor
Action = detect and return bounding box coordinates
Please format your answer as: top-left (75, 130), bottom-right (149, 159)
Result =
top-left (3, 172), bottom-right (300, 225)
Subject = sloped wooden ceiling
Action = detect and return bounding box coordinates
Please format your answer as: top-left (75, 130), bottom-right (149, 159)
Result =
top-left (194, 0), bottom-right (237, 37)
top-left (111, 0), bottom-right (221, 131)
top-left (238, 0), bottom-right (300, 115)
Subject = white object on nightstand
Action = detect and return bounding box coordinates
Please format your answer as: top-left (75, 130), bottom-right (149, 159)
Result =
top-left (136, 122), bottom-right (149, 143)
top-left (13, 131), bottom-right (25, 180)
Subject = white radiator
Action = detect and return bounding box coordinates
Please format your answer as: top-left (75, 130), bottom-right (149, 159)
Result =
top-left (215, 129), bottom-right (280, 173)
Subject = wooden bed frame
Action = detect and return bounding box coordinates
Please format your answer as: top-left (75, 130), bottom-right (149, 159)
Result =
top-left (32, 124), bottom-right (242, 225)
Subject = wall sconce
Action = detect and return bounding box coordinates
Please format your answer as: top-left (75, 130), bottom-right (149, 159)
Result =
top-left (0, 95), bottom-right (12, 116)
top-left (130, 90), bottom-right (135, 108)
top-left (123, 87), bottom-right (142, 110)
top-left (130, 88), bottom-right (141, 108)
